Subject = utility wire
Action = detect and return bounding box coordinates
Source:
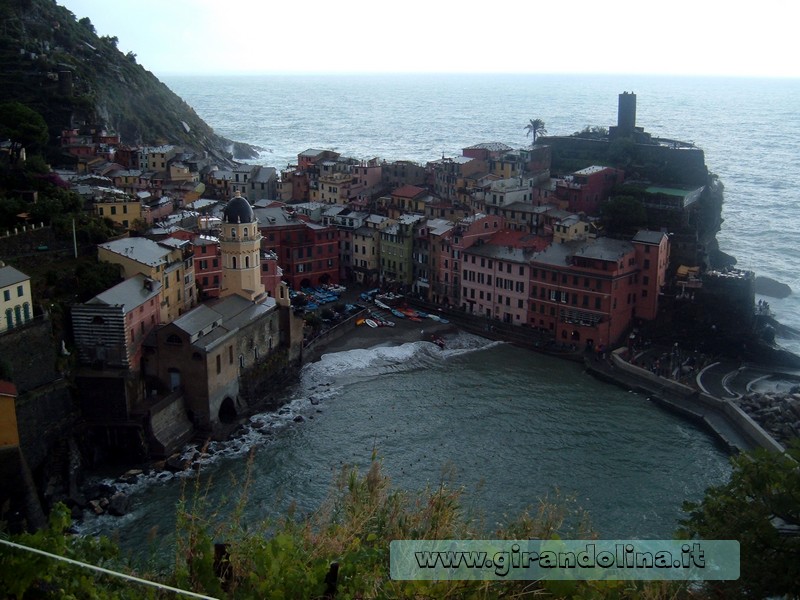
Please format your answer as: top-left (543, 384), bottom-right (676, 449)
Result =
top-left (0, 538), bottom-right (219, 600)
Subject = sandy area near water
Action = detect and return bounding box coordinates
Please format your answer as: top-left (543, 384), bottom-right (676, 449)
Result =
top-left (309, 313), bottom-right (459, 358)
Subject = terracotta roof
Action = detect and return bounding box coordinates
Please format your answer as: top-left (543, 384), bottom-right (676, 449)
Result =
top-left (392, 184), bottom-right (427, 199)
top-left (0, 380), bottom-right (17, 396)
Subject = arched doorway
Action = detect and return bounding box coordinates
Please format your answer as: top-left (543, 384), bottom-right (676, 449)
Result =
top-left (219, 397), bottom-right (237, 423)
top-left (319, 273), bottom-right (331, 285)
top-left (168, 367), bottom-right (181, 391)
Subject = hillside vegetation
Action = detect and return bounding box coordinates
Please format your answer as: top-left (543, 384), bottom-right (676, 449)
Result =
top-left (0, 0), bottom-right (256, 164)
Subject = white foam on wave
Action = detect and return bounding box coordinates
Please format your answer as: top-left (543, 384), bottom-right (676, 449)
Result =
top-left (78, 331), bottom-right (499, 521)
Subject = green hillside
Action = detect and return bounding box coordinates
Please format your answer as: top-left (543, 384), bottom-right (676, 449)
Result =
top-left (0, 0), bottom-right (256, 164)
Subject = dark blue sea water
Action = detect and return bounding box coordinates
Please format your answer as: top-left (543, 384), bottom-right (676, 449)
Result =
top-left (84, 74), bottom-right (800, 560)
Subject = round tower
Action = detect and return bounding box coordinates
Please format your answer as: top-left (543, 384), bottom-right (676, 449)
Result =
top-left (219, 192), bottom-right (265, 301)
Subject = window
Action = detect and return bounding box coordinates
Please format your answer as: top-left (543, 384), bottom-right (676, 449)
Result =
top-left (2, 290), bottom-right (9, 301)
top-left (16, 285), bottom-right (23, 297)
top-left (229, 346), bottom-right (234, 364)
top-left (216, 355), bottom-right (221, 374)
top-left (644, 259), bottom-right (650, 269)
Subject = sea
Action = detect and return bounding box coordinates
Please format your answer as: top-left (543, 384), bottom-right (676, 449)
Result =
top-left (82, 74), bottom-right (799, 562)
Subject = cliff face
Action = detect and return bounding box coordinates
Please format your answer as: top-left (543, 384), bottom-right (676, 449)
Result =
top-left (0, 0), bottom-right (257, 163)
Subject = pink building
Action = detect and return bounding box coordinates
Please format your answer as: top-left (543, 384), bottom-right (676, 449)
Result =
top-left (461, 230), bottom-right (545, 323)
top-left (427, 213), bottom-right (504, 306)
top-left (192, 236), bottom-right (223, 299)
top-left (71, 274), bottom-right (162, 371)
top-left (259, 250), bottom-right (283, 298)
top-left (527, 232), bottom-right (666, 349)
top-left (632, 230), bottom-right (670, 320)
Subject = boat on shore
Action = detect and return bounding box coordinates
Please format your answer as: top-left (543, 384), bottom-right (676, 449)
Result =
top-left (365, 319), bottom-right (378, 328)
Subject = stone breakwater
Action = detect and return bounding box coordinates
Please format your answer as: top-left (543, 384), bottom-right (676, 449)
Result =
top-left (734, 391), bottom-right (800, 448)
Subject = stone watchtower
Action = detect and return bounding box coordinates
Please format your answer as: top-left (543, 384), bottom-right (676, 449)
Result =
top-left (617, 91), bottom-right (637, 137)
top-left (219, 192), bottom-right (266, 302)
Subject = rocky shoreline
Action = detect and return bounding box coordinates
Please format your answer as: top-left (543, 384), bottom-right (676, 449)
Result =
top-left (735, 391), bottom-right (800, 449)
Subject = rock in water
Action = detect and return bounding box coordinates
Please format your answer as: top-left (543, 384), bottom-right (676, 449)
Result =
top-left (108, 493), bottom-right (130, 516)
top-left (755, 276), bottom-right (792, 298)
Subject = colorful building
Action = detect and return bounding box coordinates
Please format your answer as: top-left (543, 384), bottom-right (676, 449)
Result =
top-left (71, 274), bottom-right (163, 371)
top-left (632, 230), bottom-right (671, 320)
top-left (461, 230), bottom-right (544, 323)
top-left (380, 214), bottom-right (423, 286)
top-left (0, 265), bottom-right (33, 333)
top-left (255, 204), bottom-right (340, 289)
top-left (527, 235), bottom-right (661, 349)
top-left (0, 380), bottom-right (19, 448)
top-left (192, 235), bottom-right (223, 299)
top-left (98, 236), bottom-right (196, 323)
top-left (554, 165), bottom-right (624, 215)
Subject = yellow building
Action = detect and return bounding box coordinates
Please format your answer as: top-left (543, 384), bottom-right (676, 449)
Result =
top-left (0, 381), bottom-right (19, 447)
top-left (0, 265), bottom-right (33, 333)
top-left (93, 194), bottom-right (143, 230)
top-left (489, 152), bottom-right (525, 179)
top-left (98, 237), bottom-right (195, 323)
top-left (313, 171), bottom-right (354, 205)
top-left (140, 145), bottom-right (176, 172)
top-left (553, 214), bottom-right (592, 244)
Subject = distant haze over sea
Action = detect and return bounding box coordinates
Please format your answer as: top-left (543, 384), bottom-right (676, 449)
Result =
top-left (163, 73), bottom-right (800, 349)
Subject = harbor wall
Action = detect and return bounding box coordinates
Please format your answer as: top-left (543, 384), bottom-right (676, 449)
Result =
top-left (605, 349), bottom-right (784, 453)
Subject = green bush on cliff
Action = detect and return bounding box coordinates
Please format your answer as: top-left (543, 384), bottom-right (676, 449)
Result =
top-left (0, 457), bottom-right (700, 600)
top-left (679, 441), bottom-right (800, 599)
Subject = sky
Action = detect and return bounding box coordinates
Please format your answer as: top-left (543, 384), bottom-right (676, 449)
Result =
top-left (57, 0), bottom-right (800, 78)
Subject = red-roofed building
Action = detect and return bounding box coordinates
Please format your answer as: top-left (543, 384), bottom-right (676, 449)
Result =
top-left (555, 166), bottom-right (624, 216)
top-left (383, 184), bottom-right (430, 219)
top-left (256, 205), bottom-right (339, 289)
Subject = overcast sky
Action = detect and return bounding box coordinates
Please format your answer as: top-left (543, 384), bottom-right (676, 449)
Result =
top-left (57, 0), bottom-right (799, 78)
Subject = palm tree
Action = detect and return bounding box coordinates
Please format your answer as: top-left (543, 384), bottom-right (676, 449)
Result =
top-left (524, 118), bottom-right (547, 147)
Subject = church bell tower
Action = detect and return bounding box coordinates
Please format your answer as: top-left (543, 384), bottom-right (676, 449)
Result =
top-left (219, 192), bottom-right (266, 302)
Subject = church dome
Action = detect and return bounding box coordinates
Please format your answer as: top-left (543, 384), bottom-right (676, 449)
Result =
top-left (223, 193), bottom-right (254, 224)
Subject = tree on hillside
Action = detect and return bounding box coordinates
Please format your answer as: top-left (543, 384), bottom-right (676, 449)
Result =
top-left (679, 443), bottom-right (800, 599)
top-left (600, 195), bottom-right (647, 235)
top-left (0, 102), bottom-right (49, 163)
top-left (525, 118), bottom-right (547, 147)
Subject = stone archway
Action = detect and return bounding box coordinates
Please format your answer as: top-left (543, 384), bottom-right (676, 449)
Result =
top-left (218, 397), bottom-right (237, 424)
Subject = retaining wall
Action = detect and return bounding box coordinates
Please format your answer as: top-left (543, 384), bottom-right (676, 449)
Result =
top-left (609, 348), bottom-right (784, 453)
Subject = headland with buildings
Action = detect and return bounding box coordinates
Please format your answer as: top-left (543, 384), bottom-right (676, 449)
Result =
top-left (1, 92), bottom-right (797, 529)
